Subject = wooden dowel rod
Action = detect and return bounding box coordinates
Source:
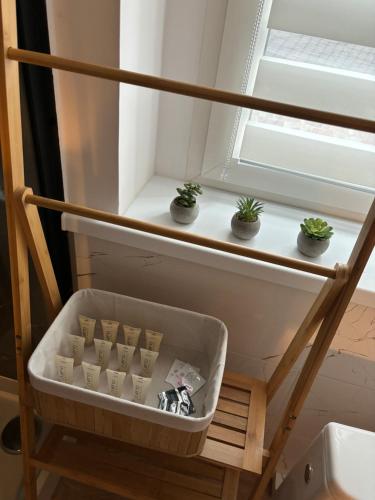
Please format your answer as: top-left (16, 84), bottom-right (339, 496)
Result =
top-left (22, 191), bottom-right (337, 279)
top-left (7, 47), bottom-right (375, 134)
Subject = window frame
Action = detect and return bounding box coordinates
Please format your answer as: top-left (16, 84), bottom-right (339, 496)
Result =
top-left (199, 0), bottom-right (375, 222)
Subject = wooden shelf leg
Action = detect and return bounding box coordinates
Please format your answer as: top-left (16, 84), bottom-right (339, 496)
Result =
top-left (0, 1), bottom-right (38, 498)
top-left (221, 468), bottom-right (240, 500)
top-left (15, 187), bottom-right (62, 320)
top-left (20, 406), bottom-right (37, 500)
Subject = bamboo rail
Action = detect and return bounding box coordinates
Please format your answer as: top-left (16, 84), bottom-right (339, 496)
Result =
top-left (7, 47), bottom-right (375, 134)
top-left (23, 191), bottom-right (337, 279)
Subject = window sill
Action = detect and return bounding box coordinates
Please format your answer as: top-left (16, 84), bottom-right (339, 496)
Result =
top-left (62, 175), bottom-right (374, 307)
top-left (198, 163), bottom-right (373, 222)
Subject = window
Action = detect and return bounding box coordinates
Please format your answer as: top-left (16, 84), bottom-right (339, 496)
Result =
top-left (201, 0), bottom-right (375, 220)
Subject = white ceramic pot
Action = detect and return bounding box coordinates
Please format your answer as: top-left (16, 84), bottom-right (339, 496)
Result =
top-left (231, 213), bottom-right (261, 240)
top-left (170, 198), bottom-right (199, 224)
top-left (297, 231), bottom-right (330, 257)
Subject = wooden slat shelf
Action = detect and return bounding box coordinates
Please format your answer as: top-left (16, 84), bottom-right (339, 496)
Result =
top-left (51, 479), bottom-right (126, 500)
top-left (31, 372), bottom-right (266, 500)
top-left (32, 427), bottom-right (224, 500)
top-left (201, 372), bottom-right (267, 474)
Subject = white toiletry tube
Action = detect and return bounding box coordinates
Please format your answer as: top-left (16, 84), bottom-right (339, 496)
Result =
top-left (106, 369), bottom-right (126, 397)
top-left (68, 334), bottom-right (85, 365)
top-left (94, 338), bottom-right (112, 370)
top-left (55, 355), bottom-right (74, 384)
top-left (101, 319), bottom-right (119, 345)
top-left (140, 348), bottom-right (159, 377)
top-left (132, 374), bottom-right (151, 404)
top-left (79, 314), bottom-right (96, 346)
top-left (82, 361), bottom-right (101, 391)
top-left (123, 325), bottom-right (141, 346)
top-left (116, 343), bottom-right (136, 372)
top-left (145, 330), bottom-right (164, 352)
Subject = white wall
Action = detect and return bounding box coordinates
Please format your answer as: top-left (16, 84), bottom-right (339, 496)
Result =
top-left (47, 0), bottom-right (166, 214)
top-left (47, 0), bottom-right (228, 210)
top-left (46, 0), bottom-right (120, 212)
top-left (155, 0), bottom-right (228, 180)
top-left (118, 0), bottom-right (166, 213)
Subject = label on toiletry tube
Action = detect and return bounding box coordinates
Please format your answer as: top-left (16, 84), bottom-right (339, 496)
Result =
top-left (132, 374), bottom-right (151, 404)
top-left (123, 325), bottom-right (141, 347)
top-left (106, 369), bottom-right (126, 397)
top-left (82, 361), bottom-right (101, 391)
top-left (101, 319), bottom-right (119, 345)
top-left (140, 348), bottom-right (159, 377)
top-left (68, 334), bottom-right (85, 365)
top-left (94, 338), bottom-right (112, 370)
top-left (145, 329), bottom-right (164, 352)
top-left (79, 314), bottom-right (96, 346)
top-left (55, 355), bottom-right (74, 384)
top-left (116, 343), bottom-right (135, 372)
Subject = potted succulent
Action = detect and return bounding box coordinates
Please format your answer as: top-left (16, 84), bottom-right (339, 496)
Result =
top-left (231, 196), bottom-right (264, 240)
top-left (170, 182), bottom-right (203, 224)
top-left (297, 218), bottom-right (334, 257)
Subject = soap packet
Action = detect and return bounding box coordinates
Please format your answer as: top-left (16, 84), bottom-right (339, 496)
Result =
top-left (165, 359), bottom-right (205, 395)
top-left (158, 386), bottom-right (195, 416)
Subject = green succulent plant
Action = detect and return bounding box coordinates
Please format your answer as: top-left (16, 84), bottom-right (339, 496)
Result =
top-left (175, 182), bottom-right (202, 208)
top-left (300, 218), bottom-right (333, 240)
top-left (236, 196), bottom-right (264, 222)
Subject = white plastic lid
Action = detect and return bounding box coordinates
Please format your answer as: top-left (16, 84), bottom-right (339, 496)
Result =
top-left (323, 423), bottom-right (375, 499)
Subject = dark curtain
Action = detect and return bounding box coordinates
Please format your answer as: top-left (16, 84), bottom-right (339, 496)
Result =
top-left (0, 1), bottom-right (71, 378)
top-left (16, 0), bottom-right (72, 301)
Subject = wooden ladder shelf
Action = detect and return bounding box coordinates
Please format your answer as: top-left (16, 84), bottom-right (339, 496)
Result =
top-left (203, 372), bottom-right (266, 474)
top-left (0, 1), bottom-right (374, 499)
top-left (31, 372), bottom-right (266, 500)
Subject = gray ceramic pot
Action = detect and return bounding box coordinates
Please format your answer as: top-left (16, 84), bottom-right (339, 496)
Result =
top-left (170, 198), bottom-right (199, 224)
top-left (297, 231), bottom-right (330, 257)
top-left (231, 213), bottom-right (261, 240)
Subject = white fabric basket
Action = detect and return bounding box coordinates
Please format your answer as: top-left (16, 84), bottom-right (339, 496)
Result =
top-left (28, 288), bottom-right (227, 432)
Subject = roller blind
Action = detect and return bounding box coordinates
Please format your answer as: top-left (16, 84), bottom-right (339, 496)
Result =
top-left (201, 0), bottom-right (374, 216)
top-left (253, 56), bottom-right (375, 120)
top-left (268, 0), bottom-right (375, 48)
top-left (238, 0), bottom-right (375, 208)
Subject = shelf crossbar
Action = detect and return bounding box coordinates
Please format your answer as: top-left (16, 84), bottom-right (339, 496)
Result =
top-left (7, 46), bottom-right (375, 134)
top-left (21, 189), bottom-right (337, 279)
